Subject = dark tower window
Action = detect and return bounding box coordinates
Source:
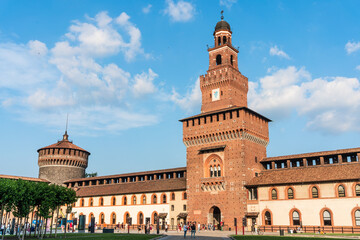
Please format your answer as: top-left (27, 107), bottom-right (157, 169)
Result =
top-left (218, 37), bottom-right (221, 46)
top-left (230, 55), bottom-right (233, 65)
top-left (216, 54), bottom-right (222, 65)
top-left (223, 36), bottom-right (227, 44)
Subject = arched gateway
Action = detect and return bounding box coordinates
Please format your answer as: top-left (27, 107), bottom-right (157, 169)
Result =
top-left (209, 206), bottom-right (221, 228)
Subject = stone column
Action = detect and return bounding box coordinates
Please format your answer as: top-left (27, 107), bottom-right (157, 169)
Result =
top-left (320, 156), bottom-right (324, 165)
top-left (357, 153), bottom-right (360, 162)
top-left (338, 155), bottom-right (343, 164)
top-left (163, 173), bottom-right (167, 179)
top-left (271, 161), bottom-right (275, 169)
top-left (302, 158), bottom-right (307, 167)
top-left (286, 160), bottom-right (291, 168)
top-left (136, 176), bottom-right (139, 182)
top-left (173, 172), bottom-right (177, 178)
top-left (145, 175), bottom-right (148, 181)
top-left (127, 177), bottom-right (130, 182)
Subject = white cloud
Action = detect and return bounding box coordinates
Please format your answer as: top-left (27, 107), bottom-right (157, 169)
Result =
top-left (142, 4), bottom-right (152, 14)
top-left (164, 0), bottom-right (195, 22)
top-left (345, 41), bottom-right (360, 54)
top-left (0, 12), bottom-right (161, 133)
top-left (249, 66), bottom-right (360, 133)
top-left (132, 68), bottom-right (158, 97)
top-left (171, 78), bottom-right (201, 113)
top-left (269, 45), bottom-right (290, 59)
top-left (219, 0), bottom-right (237, 9)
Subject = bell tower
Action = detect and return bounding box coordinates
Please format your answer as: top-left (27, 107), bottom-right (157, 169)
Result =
top-left (201, 14), bottom-right (248, 113)
top-left (181, 14), bottom-right (271, 229)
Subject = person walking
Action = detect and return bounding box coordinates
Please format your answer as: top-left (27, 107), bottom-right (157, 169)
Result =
top-left (197, 222), bottom-right (200, 233)
top-left (183, 223), bottom-right (188, 238)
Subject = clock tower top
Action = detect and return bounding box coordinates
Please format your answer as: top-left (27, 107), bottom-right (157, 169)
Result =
top-left (200, 16), bottom-right (248, 113)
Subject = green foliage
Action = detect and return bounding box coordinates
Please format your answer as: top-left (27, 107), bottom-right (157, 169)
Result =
top-left (85, 172), bottom-right (97, 178)
top-left (0, 179), bottom-right (77, 219)
top-left (232, 236), bottom-right (348, 240)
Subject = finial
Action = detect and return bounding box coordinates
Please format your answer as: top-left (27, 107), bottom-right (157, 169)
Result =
top-left (221, 10), bottom-right (224, 20)
top-left (63, 114), bottom-right (69, 141)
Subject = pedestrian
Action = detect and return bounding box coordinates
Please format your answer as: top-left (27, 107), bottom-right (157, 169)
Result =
top-left (190, 222), bottom-right (196, 238)
top-left (197, 222), bottom-right (200, 233)
top-left (183, 223), bottom-right (188, 238)
top-left (165, 223), bottom-right (168, 232)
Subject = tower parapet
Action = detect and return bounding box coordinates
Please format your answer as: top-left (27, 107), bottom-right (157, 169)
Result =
top-left (37, 131), bottom-right (90, 185)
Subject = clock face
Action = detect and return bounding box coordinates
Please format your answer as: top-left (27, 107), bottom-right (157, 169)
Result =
top-left (212, 88), bottom-right (220, 101)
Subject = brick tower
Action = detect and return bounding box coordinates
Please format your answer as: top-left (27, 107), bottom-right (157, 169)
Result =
top-left (180, 16), bottom-right (271, 229)
top-left (38, 131), bottom-right (90, 185)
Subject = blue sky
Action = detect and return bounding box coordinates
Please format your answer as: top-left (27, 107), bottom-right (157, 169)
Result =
top-left (1, 0), bottom-right (360, 178)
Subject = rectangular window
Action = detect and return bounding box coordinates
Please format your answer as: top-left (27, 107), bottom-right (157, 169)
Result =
top-left (171, 205), bottom-right (174, 211)
top-left (183, 205), bottom-right (187, 211)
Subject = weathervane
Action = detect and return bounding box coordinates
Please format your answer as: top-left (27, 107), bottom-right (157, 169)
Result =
top-left (221, 10), bottom-right (224, 20)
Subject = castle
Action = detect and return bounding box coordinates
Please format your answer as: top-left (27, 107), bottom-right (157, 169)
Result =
top-left (3, 17), bottom-right (360, 232)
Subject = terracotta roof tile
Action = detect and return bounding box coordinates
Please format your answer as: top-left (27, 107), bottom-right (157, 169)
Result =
top-left (74, 177), bottom-right (186, 197)
top-left (64, 167), bottom-right (186, 183)
top-left (0, 174), bottom-right (49, 183)
top-left (247, 162), bottom-right (360, 187)
top-left (179, 106), bottom-right (271, 122)
top-left (38, 140), bottom-right (89, 153)
top-left (261, 147), bottom-right (360, 162)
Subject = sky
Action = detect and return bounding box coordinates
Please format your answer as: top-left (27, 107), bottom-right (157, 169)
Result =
top-left (0, 0), bottom-right (360, 178)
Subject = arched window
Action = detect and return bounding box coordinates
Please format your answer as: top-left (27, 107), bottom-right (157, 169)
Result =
top-left (323, 210), bottom-right (332, 226)
top-left (132, 196), bottom-right (137, 205)
top-left (100, 213), bottom-right (105, 224)
top-left (230, 55), bottom-right (233, 65)
top-left (214, 166), bottom-right (218, 177)
top-left (183, 192), bottom-right (187, 200)
top-left (217, 165), bottom-right (221, 177)
top-left (111, 196), bottom-right (116, 206)
top-left (355, 210), bottom-right (360, 226)
top-left (356, 184), bottom-right (360, 196)
top-left (89, 213), bottom-right (94, 224)
top-left (287, 188), bottom-right (294, 199)
top-left (292, 211), bottom-right (300, 225)
top-left (80, 198), bottom-right (84, 207)
top-left (271, 189), bottom-right (277, 200)
top-left (99, 197), bottom-right (104, 206)
top-left (338, 185), bottom-right (346, 197)
top-left (153, 212), bottom-right (158, 224)
top-left (171, 193), bottom-right (175, 200)
top-left (210, 166), bottom-right (214, 177)
top-left (142, 195), bottom-right (146, 204)
top-left (218, 37), bottom-right (221, 46)
top-left (162, 194), bottom-right (167, 203)
top-left (89, 198), bottom-right (93, 207)
top-left (111, 212), bottom-right (116, 224)
top-left (312, 187), bottom-right (319, 198)
top-left (264, 211), bottom-right (272, 225)
top-left (152, 194), bottom-right (157, 204)
top-left (125, 213), bottom-right (130, 224)
top-left (216, 55), bottom-right (222, 65)
top-left (139, 212), bottom-right (144, 225)
top-left (123, 196), bottom-right (127, 205)
top-left (223, 36), bottom-right (227, 44)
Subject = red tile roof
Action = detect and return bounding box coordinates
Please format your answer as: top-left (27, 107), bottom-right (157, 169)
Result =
top-left (0, 174), bottom-right (49, 183)
top-left (246, 162), bottom-right (360, 187)
top-left (38, 140), bottom-right (89, 153)
top-left (179, 106), bottom-right (271, 122)
top-left (73, 177), bottom-right (186, 197)
top-left (64, 167), bottom-right (187, 183)
top-left (261, 147), bottom-right (360, 162)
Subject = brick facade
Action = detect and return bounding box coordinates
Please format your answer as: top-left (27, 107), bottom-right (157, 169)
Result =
top-left (182, 19), bottom-right (270, 229)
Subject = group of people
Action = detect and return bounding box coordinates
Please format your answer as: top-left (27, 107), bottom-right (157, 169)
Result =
top-left (181, 222), bottom-right (199, 238)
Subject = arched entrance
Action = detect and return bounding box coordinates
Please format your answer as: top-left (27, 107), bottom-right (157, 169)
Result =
top-left (209, 206), bottom-right (221, 229)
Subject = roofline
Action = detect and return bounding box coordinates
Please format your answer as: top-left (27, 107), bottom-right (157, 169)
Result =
top-left (246, 178), bottom-right (360, 188)
top-left (64, 166), bottom-right (187, 183)
top-left (0, 174), bottom-right (49, 183)
top-left (179, 106), bottom-right (272, 122)
top-left (261, 147), bottom-right (360, 162)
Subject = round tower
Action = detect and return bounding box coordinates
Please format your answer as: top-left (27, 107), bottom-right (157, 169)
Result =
top-left (37, 131), bottom-right (90, 185)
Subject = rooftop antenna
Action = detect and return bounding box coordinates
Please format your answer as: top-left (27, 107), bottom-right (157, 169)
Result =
top-left (221, 10), bottom-right (224, 20)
